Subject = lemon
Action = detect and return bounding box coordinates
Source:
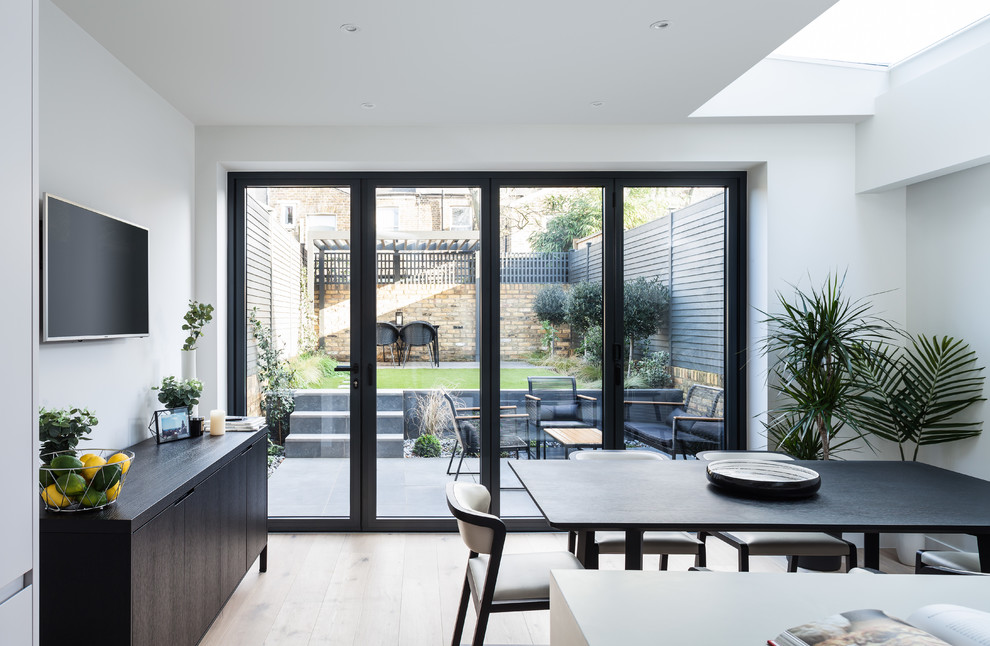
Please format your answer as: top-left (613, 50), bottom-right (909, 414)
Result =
top-left (42, 484), bottom-right (73, 509)
top-left (105, 482), bottom-right (121, 502)
top-left (92, 464), bottom-right (122, 491)
top-left (106, 452), bottom-right (131, 475)
top-left (56, 473), bottom-right (87, 498)
top-left (80, 455), bottom-right (107, 481)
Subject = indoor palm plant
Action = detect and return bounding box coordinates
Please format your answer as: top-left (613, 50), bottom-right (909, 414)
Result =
top-left (851, 334), bottom-right (984, 562)
top-left (851, 334), bottom-right (985, 460)
top-left (760, 273), bottom-right (888, 460)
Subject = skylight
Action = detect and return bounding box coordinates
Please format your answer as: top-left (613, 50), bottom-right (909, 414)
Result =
top-left (771, 0), bottom-right (990, 67)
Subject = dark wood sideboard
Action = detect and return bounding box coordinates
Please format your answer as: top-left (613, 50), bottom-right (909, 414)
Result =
top-left (40, 428), bottom-right (268, 646)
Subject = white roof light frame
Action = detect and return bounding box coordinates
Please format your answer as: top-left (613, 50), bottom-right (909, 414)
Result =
top-left (770, 0), bottom-right (990, 67)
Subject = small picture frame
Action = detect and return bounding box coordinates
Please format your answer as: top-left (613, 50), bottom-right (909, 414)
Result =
top-left (152, 407), bottom-right (192, 444)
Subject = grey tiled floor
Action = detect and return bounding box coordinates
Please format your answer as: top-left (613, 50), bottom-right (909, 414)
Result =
top-left (268, 456), bottom-right (542, 518)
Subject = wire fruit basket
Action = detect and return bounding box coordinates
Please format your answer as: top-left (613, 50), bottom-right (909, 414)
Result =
top-left (39, 449), bottom-right (135, 512)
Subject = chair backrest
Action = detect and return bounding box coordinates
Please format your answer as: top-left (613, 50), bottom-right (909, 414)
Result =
top-left (527, 376), bottom-right (578, 404)
top-left (445, 482), bottom-right (505, 555)
top-left (570, 449), bottom-right (668, 461)
top-left (684, 385), bottom-right (724, 418)
top-left (696, 450), bottom-right (794, 462)
top-left (400, 321), bottom-right (435, 346)
top-left (443, 393), bottom-right (478, 453)
top-left (376, 321), bottom-right (399, 345)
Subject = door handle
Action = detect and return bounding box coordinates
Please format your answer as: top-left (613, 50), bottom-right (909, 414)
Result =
top-left (334, 363), bottom-right (360, 389)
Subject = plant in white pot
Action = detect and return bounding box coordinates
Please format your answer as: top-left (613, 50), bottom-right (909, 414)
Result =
top-left (180, 300), bottom-right (214, 381)
top-left (851, 334), bottom-right (985, 563)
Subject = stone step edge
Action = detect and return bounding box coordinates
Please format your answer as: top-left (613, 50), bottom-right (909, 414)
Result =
top-left (290, 410), bottom-right (403, 418)
top-left (285, 433), bottom-right (403, 442)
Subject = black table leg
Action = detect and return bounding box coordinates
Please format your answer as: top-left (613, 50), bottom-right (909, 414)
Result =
top-left (864, 532), bottom-right (880, 570)
top-left (978, 534), bottom-right (990, 573)
top-left (576, 530), bottom-right (598, 569)
top-left (625, 529), bottom-right (644, 570)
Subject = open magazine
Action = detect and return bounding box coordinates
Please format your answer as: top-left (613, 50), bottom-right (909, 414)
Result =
top-left (770, 605), bottom-right (990, 646)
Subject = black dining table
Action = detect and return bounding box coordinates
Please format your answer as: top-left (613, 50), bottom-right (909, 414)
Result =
top-left (510, 459), bottom-right (990, 572)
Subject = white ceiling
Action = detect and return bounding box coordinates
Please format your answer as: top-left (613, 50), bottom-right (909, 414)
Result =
top-left (52, 0), bottom-right (836, 126)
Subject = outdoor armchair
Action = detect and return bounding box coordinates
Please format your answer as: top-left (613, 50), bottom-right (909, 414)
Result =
top-left (525, 376), bottom-right (597, 459)
top-left (444, 394), bottom-right (528, 481)
top-left (623, 384), bottom-right (724, 458)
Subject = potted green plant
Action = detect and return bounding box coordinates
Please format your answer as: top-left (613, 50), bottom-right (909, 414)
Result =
top-left (180, 300), bottom-right (214, 380)
top-left (851, 334), bottom-right (985, 563)
top-left (39, 406), bottom-right (98, 459)
top-left (154, 376), bottom-right (204, 411)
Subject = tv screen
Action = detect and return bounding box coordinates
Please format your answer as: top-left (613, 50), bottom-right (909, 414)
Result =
top-left (43, 194), bottom-right (150, 341)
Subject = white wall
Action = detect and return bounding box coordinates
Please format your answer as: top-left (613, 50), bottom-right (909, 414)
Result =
top-left (904, 162), bottom-right (990, 477)
top-left (0, 0), bottom-right (39, 642)
top-left (857, 24), bottom-right (990, 193)
top-left (39, 0), bottom-right (195, 451)
top-left (195, 123), bottom-right (908, 444)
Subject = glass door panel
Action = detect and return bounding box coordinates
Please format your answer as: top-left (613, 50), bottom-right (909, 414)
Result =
top-left (374, 186), bottom-right (482, 519)
top-left (248, 185), bottom-right (354, 519)
top-left (620, 186), bottom-right (726, 459)
top-left (498, 186), bottom-right (604, 518)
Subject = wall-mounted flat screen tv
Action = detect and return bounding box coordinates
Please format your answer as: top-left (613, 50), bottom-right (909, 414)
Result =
top-left (43, 194), bottom-right (150, 341)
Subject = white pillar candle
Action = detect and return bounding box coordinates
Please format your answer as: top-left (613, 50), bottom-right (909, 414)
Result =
top-left (210, 409), bottom-right (226, 436)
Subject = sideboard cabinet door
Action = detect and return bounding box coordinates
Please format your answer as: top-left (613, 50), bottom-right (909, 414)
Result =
top-left (220, 448), bottom-right (247, 600)
top-left (132, 496), bottom-right (186, 646)
top-left (245, 437), bottom-right (268, 569)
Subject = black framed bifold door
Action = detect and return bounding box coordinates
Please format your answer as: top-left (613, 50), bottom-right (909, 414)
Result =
top-left (228, 171), bottom-right (745, 531)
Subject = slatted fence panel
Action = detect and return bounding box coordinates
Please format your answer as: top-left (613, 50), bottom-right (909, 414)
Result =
top-left (245, 194), bottom-right (271, 379)
top-left (669, 195), bottom-right (725, 374)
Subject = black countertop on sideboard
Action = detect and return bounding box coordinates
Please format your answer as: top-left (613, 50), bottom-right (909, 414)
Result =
top-left (40, 429), bottom-right (266, 534)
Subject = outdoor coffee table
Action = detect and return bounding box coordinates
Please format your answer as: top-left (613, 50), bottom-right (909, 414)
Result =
top-left (510, 459), bottom-right (990, 571)
top-left (540, 427), bottom-right (603, 458)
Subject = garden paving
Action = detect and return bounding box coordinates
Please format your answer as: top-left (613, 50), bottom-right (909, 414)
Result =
top-left (268, 456), bottom-right (541, 518)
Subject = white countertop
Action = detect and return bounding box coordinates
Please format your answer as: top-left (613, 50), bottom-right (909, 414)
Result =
top-left (550, 570), bottom-right (990, 645)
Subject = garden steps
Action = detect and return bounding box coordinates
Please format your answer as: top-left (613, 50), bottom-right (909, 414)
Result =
top-left (288, 409), bottom-right (403, 435)
top-left (292, 389), bottom-right (403, 412)
top-left (284, 433), bottom-right (404, 458)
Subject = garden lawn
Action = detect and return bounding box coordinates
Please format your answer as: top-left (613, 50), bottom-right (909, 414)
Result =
top-left (302, 367), bottom-right (571, 390)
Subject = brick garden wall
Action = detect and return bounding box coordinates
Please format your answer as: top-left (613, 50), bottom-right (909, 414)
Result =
top-left (315, 283), bottom-right (570, 361)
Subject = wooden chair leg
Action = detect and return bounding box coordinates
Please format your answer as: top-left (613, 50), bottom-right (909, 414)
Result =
top-left (472, 604), bottom-right (491, 646)
top-left (659, 554), bottom-right (669, 571)
top-left (787, 556), bottom-right (799, 572)
top-left (847, 545), bottom-right (858, 572)
top-left (450, 576), bottom-right (471, 646)
top-left (567, 531), bottom-right (576, 554)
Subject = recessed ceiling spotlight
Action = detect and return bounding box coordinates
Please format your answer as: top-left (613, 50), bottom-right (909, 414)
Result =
top-left (590, 101), bottom-right (604, 108)
top-left (361, 102), bottom-right (376, 110)
top-left (340, 23), bottom-right (360, 33)
top-left (650, 20), bottom-right (671, 30)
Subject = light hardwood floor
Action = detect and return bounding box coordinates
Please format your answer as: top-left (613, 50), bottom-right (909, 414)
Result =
top-left (201, 533), bottom-right (913, 646)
